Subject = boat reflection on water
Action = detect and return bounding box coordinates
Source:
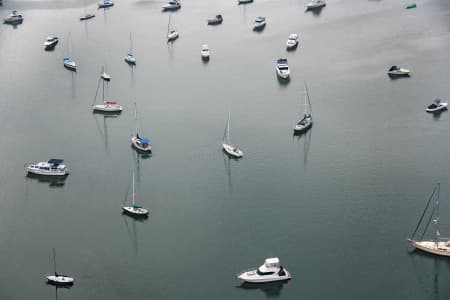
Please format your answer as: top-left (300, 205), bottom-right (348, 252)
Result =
top-left (47, 284), bottom-right (72, 300)
top-left (237, 280), bottom-right (289, 299)
top-left (26, 173), bottom-right (67, 187)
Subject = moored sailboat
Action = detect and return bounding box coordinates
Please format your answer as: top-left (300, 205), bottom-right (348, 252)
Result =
top-left (131, 103), bottom-right (152, 153)
top-left (222, 112), bottom-right (243, 158)
top-left (122, 172), bottom-right (149, 217)
top-left (92, 68), bottom-right (122, 113)
top-left (124, 33), bottom-right (136, 65)
top-left (46, 248), bottom-right (74, 286)
top-left (167, 15), bottom-right (179, 42)
top-left (63, 33), bottom-right (77, 71)
top-left (294, 84), bottom-right (313, 133)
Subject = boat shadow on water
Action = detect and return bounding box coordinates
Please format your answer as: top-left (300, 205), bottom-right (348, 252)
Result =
top-left (431, 109), bottom-right (447, 121)
top-left (306, 6), bottom-right (325, 16)
top-left (237, 281), bottom-right (288, 298)
top-left (26, 173), bottom-right (68, 187)
top-left (388, 74), bottom-right (410, 80)
top-left (48, 285), bottom-right (72, 300)
top-left (277, 76), bottom-right (290, 86)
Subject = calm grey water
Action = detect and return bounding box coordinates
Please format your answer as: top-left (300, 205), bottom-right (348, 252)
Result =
top-left (1, 0), bottom-right (450, 299)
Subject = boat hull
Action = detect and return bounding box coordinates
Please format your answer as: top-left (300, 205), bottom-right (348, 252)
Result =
top-left (167, 33), bottom-right (179, 41)
top-left (44, 41), bottom-right (58, 50)
top-left (93, 104), bottom-right (122, 112)
top-left (122, 206), bottom-right (149, 217)
top-left (276, 69), bottom-right (290, 79)
top-left (409, 239), bottom-right (450, 257)
top-left (294, 121), bottom-right (312, 133)
top-left (223, 143), bottom-right (243, 158)
top-left (46, 275), bottom-right (74, 286)
top-left (426, 103), bottom-right (448, 113)
top-left (80, 14), bottom-right (95, 20)
top-left (253, 22), bottom-right (266, 31)
top-left (238, 269), bottom-right (291, 283)
top-left (98, 3), bottom-right (114, 8)
top-left (131, 136), bottom-right (152, 153)
top-left (64, 62), bottom-right (77, 71)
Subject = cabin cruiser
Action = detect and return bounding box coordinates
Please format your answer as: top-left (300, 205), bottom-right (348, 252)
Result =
top-left (124, 53), bottom-right (136, 65)
top-left (46, 274), bottom-right (74, 286)
top-left (98, 0), bottom-right (114, 8)
top-left (63, 58), bottom-right (77, 71)
top-left (3, 10), bottom-right (23, 25)
top-left (387, 65), bottom-right (410, 76)
top-left (93, 101), bottom-right (122, 113)
top-left (305, 0), bottom-right (326, 10)
top-left (286, 34), bottom-right (299, 50)
top-left (426, 99), bottom-right (448, 113)
top-left (162, 0), bottom-right (181, 11)
top-left (131, 134), bottom-right (152, 152)
top-left (208, 15), bottom-right (223, 25)
top-left (201, 44), bottom-right (210, 60)
top-left (276, 58), bottom-right (290, 79)
top-left (167, 30), bottom-right (179, 42)
top-left (44, 35), bottom-right (59, 50)
top-left (253, 16), bottom-right (266, 31)
top-left (238, 258), bottom-right (291, 283)
top-left (80, 13), bottom-right (95, 21)
top-left (27, 159), bottom-right (68, 177)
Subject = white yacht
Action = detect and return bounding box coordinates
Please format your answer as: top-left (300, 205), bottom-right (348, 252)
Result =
top-left (286, 34), bottom-right (299, 50)
top-left (46, 249), bottom-right (74, 287)
top-left (408, 183), bottom-right (450, 256)
top-left (201, 44), bottom-right (210, 60)
top-left (44, 35), bottom-right (59, 50)
top-left (131, 103), bottom-right (152, 153)
top-left (387, 65), bottom-right (410, 76)
top-left (238, 258), bottom-right (291, 283)
top-left (162, 0), bottom-right (181, 11)
top-left (276, 58), bottom-right (290, 79)
top-left (305, 0), bottom-right (326, 10)
top-left (426, 99), bottom-right (448, 113)
top-left (98, 0), bottom-right (114, 8)
top-left (253, 16), bottom-right (266, 31)
top-left (27, 159), bottom-right (68, 177)
top-left (222, 112), bottom-right (243, 158)
top-left (3, 10), bottom-right (23, 25)
top-left (122, 172), bottom-right (149, 217)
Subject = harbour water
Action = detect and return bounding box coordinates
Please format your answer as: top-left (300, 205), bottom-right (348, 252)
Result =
top-left (0, 0), bottom-right (450, 299)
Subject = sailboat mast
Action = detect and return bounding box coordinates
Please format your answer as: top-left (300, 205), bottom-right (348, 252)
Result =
top-left (435, 183), bottom-right (440, 244)
top-left (304, 83), bottom-right (312, 114)
top-left (167, 15), bottom-right (171, 35)
top-left (129, 33), bottom-right (133, 54)
top-left (132, 172), bottom-right (135, 206)
top-left (227, 112), bottom-right (231, 143)
top-left (134, 102), bottom-right (139, 135)
top-left (53, 248), bottom-right (57, 275)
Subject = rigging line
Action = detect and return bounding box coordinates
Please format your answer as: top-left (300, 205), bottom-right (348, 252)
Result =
top-left (92, 73), bottom-right (102, 106)
top-left (123, 180), bottom-right (131, 205)
top-left (420, 204), bottom-right (437, 241)
top-left (410, 184), bottom-right (437, 240)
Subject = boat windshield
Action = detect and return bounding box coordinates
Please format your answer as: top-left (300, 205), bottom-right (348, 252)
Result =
top-left (278, 66), bottom-right (289, 71)
top-left (256, 268), bottom-right (275, 276)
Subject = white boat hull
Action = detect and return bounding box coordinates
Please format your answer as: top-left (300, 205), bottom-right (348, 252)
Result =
top-left (253, 22), bottom-right (266, 30)
top-left (125, 56), bottom-right (136, 65)
top-left (27, 167), bottom-right (68, 177)
top-left (426, 102), bottom-right (448, 113)
top-left (294, 120), bottom-right (313, 133)
top-left (276, 68), bottom-right (290, 79)
top-left (223, 143), bottom-right (243, 158)
top-left (122, 206), bottom-right (149, 217)
top-left (64, 62), bottom-right (77, 71)
top-left (47, 275), bottom-right (74, 286)
top-left (168, 32), bottom-right (179, 41)
top-left (238, 269), bottom-right (291, 283)
top-left (93, 103), bottom-right (122, 112)
top-left (387, 69), bottom-right (410, 76)
top-left (409, 239), bottom-right (450, 256)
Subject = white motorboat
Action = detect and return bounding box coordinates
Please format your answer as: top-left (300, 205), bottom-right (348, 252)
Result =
top-left (387, 65), bottom-right (410, 76)
top-left (238, 258), bottom-right (291, 283)
top-left (253, 16), bottom-right (266, 31)
top-left (167, 15), bottom-right (179, 42)
top-left (131, 103), bottom-right (152, 153)
top-left (44, 35), bottom-right (59, 50)
top-left (276, 58), bottom-right (290, 79)
top-left (93, 69), bottom-right (122, 113)
top-left (98, 0), bottom-right (114, 8)
top-left (294, 84), bottom-right (313, 133)
top-left (80, 13), bottom-right (95, 20)
top-left (305, 0), bottom-right (326, 10)
top-left (201, 44), bottom-right (210, 60)
top-left (286, 34), bottom-right (299, 50)
top-left (208, 15), bottom-right (223, 25)
top-left (3, 10), bottom-right (23, 25)
top-left (122, 172), bottom-right (149, 217)
top-left (27, 159), bottom-right (68, 177)
top-left (426, 99), bottom-right (448, 113)
top-left (222, 112), bottom-right (243, 158)
top-left (162, 0), bottom-right (181, 11)
top-left (46, 249), bottom-right (74, 287)
top-left (408, 183), bottom-right (450, 256)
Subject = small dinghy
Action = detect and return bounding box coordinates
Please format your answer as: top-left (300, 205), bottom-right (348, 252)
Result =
top-left (276, 58), bottom-right (290, 79)
top-left (426, 98), bottom-right (448, 113)
top-left (253, 16), bottom-right (266, 31)
top-left (237, 257), bottom-right (291, 284)
top-left (46, 249), bottom-right (74, 287)
top-left (3, 10), bottom-right (23, 25)
top-left (294, 84), bottom-right (313, 133)
top-left (162, 0), bottom-right (181, 11)
top-left (208, 14), bottom-right (223, 25)
top-left (27, 159), bottom-right (68, 177)
top-left (122, 172), bottom-right (149, 218)
top-left (201, 44), bottom-right (210, 60)
top-left (80, 13), bottom-right (95, 20)
top-left (44, 35), bottom-right (59, 50)
top-left (387, 65), bottom-right (410, 76)
top-left (305, 0), bottom-right (326, 10)
top-left (286, 34), bottom-right (299, 50)
top-left (131, 103), bottom-right (152, 153)
top-left (98, 0), bottom-right (114, 8)
top-left (222, 112), bottom-right (243, 158)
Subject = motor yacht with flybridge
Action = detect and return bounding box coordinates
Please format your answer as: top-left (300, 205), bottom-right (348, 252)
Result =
top-left (27, 159), bottom-right (68, 176)
top-left (238, 257), bottom-right (291, 283)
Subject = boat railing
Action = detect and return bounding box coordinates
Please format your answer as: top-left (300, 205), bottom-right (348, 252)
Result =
top-left (236, 268), bottom-right (257, 276)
